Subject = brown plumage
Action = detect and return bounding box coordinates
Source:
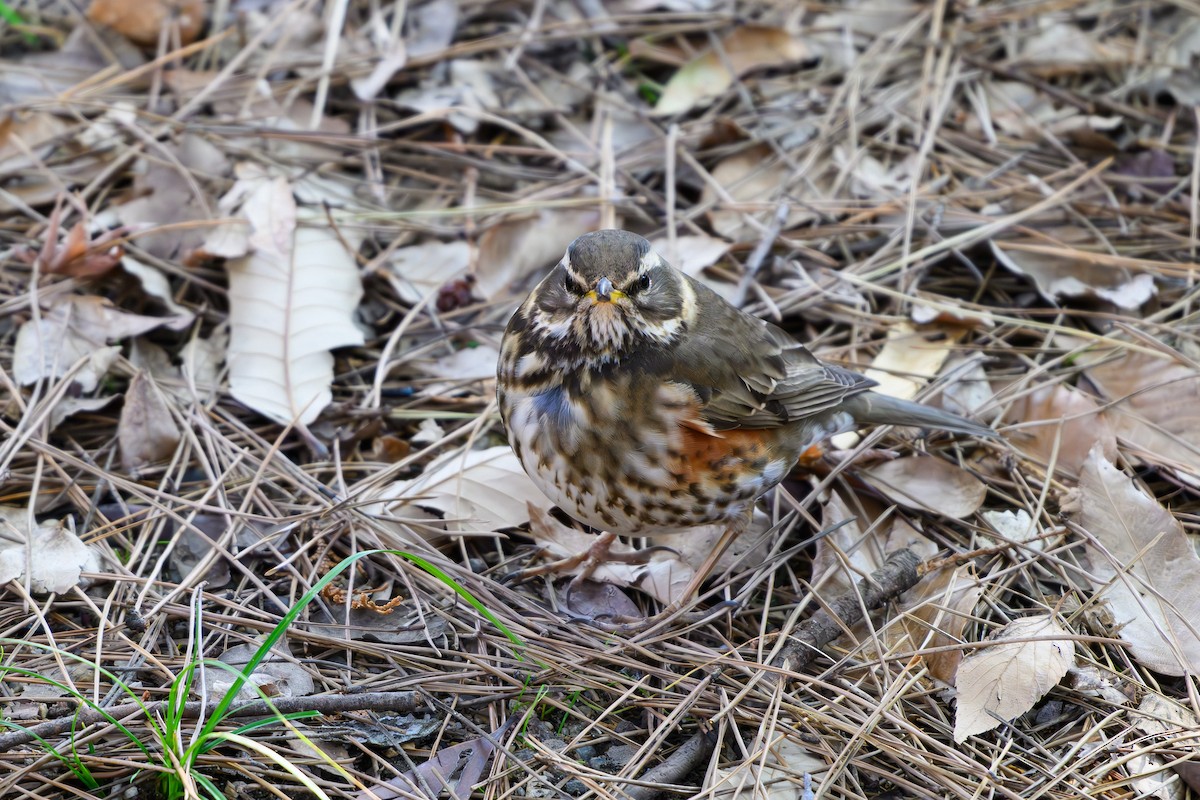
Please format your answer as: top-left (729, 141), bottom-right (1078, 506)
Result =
top-left (497, 229), bottom-right (994, 552)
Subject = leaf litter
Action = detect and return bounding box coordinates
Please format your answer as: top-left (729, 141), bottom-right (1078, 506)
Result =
top-left (0, 1), bottom-right (1199, 798)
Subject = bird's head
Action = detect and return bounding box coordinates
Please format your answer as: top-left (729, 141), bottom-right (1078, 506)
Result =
top-left (524, 230), bottom-right (693, 365)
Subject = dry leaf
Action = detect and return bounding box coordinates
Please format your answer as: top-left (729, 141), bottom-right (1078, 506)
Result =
top-left (897, 563), bottom-right (983, 684)
top-left (702, 144), bottom-right (817, 241)
top-left (1069, 446), bottom-right (1200, 676)
top-left (712, 738), bottom-right (825, 800)
top-left (1082, 350), bottom-right (1200, 478)
top-left (648, 509), bottom-right (774, 577)
top-left (860, 457), bottom-right (986, 519)
top-left (0, 511), bottom-right (101, 594)
top-left (475, 207), bottom-right (604, 300)
top-left (366, 446), bottom-right (545, 535)
top-left (12, 201), bottom-right (127, 278)
top-left (814, 489), bottom-right (936, 596)
top-left (13, 295), bottom-right (189, 391)
top-left (119, 371), bottom-right (181, 472)
top-left (863, 322), bottom-right (956, 402)
top-left (0, 111), bottom-right (69, 173)
top-left (979, 509), bottom-right (1044, 551)
top-left (991, 240), bottom-right (1156, 310)
top-left (1004, 383), bottom-right (1116, 478)
top-left (213, 640), bottom-right (315, 702)
top-left (116, 133), bottom-right (228, 261)
top-left (387, 240), bottom-right (472, 305)
top-left (953, 614), bottom-right (1075, 742)
top-left (655, 26), bottom-right (810, 115)
top-left (87, 0), bottom-right (205, 47)
top-left (416, 346), bottom-right (499, 396)
top-left (938, 357), bottom-right (994, 418)
top-left (220, 167), bottom-right (365, 426)
top-left (650, 234), bottom-right (732, 278)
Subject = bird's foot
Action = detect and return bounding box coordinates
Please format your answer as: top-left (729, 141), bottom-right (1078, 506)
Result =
top-left (503, 531), bottom-right (676, 587)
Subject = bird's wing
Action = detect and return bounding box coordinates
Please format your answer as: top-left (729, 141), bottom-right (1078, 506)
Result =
top-left (670, 277), bottom-right (876, 430)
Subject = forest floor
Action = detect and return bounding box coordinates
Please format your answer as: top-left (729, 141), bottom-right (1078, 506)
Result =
top-left (1, 0), bottom-right (1200, 798)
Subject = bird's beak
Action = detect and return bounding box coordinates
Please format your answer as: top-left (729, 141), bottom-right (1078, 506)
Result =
top-left (587, 276), bottom-right (624, 303)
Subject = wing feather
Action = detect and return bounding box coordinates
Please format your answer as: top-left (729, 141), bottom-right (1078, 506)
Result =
top-left (670, 277), bottom-right (875, 430)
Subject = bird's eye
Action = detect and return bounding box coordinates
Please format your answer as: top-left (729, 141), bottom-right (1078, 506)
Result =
top-left (632, 274), bottom-right (652, 293)
top-left (563, 273), bottom-right (587, 295)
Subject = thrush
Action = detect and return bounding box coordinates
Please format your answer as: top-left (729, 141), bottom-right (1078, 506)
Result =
top-left (497, 230), bottom-right (994, 590)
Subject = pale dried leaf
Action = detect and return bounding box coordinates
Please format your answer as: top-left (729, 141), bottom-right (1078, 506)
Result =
top-left (712, 738), bottom-right (825, 800)
top-left (115, 134), bottom-right (228, 260)
top-left (0, 111), bottom-right (69, 173)
top-left (938, 357), bottom-right (994, 418)
top-left (180, 326), bottom-right (226, 400)
top-left (1016, 20), bottom-right (1126, 65)
top-left (861, 457), bottom-right (986, 519)
top-left (48, 395), bottom-right (119, 430)
top-left (992, 240), bottom-right (1156, 309)
top-left (953, 614), bottom-right (1075, 742)
top-left (217, 640), bottom-right (315, 701)
top-left (367, 446), bottom-right (543, 534)
top-left (119, 371), bottom-right (182, 472)
top-left (13, 295), bottom-right (187, 391)
top-left (649, 509), bottom-right (774, 576)
top-left (0, 518), bottom-right (101, 594)
top-left (1071, 446), bottom-right (1200, 675)
top-left (655, 26), bottom-right (810, 115)
top-left (1133, 694), bottom-right (1200, 742)
top-left (814, 490), bottom-right (935, 596)
top-left (979, 509), bottom-right (1045, 552)
top-left (223, 170), bottom-right (364, 426)
top-left (863, 322), bottom-right (955, 402)
top-left (476, 208), bottom-right (603, 300)
top-left (417, 345), bottom-right (500, 390)
top-left (650, 234), bottom-right (732, 278)
top-left (702, 144), bottom-right (818, 241)
top-left (387, 240), bottom-right (472, 305)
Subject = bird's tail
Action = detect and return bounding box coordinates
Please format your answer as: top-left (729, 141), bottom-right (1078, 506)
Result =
top-left (842, 392), bottom-right (997, 439)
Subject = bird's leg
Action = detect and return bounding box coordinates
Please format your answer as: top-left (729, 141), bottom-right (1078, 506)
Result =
top-left (585, 516), bottom-right (747, 633)
top-left (506, 530), bottom-right (676, 586)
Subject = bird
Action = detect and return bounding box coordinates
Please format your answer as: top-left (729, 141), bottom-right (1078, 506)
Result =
top-left (497, 229), bottom-right (995, 591)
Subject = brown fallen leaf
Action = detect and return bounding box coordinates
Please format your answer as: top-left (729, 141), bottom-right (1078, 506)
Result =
top-left (897, 563), bottom-right (983, 685)
top-left (87, 0), bottom-right (206, 47)
top-left (991, 238), bottom-right (1156, 310)
top-left (702, 144), bottom-right (822, 241)
top-left (860, 456), bottom-right (987, 520)
top-left (1081, 349), bottom-right (1200, 480)
top-left (475, 207), bottom-right (605, 300)
top-left (119, 371), bottom-right (182, 472)
top-left (14, 199), bottom-right (127, 278)
top-left (1066, 446), bottom-right (1200, 676)
top-left (813, 488), bottom-right (936, 597)
top-left (1004, 383), bottom-right (1116, 478)
top-left (654, 26), bottom-right (810, 115)
top-left (525, 504), bottom-right (694, 607)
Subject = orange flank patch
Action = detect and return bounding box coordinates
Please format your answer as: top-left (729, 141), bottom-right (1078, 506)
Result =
top-left (673, 423), bottom-right (777, 484)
